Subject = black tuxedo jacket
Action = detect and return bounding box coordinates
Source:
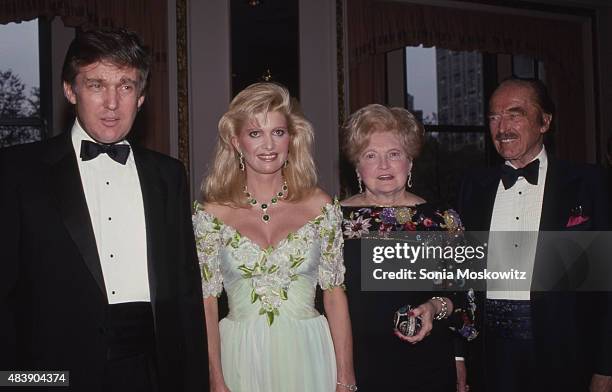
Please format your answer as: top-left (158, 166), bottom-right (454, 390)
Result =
top-left (0, 132), bottom-right (208, 391)
top-left (457, 156), bottom-right (612, 389)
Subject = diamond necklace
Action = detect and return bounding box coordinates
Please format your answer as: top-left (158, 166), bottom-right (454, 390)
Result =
top-left (243, 179), bottom-right (289, 223)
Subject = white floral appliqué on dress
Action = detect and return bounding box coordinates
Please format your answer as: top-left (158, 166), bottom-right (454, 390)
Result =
top-left (192, 202), bottom-right (345, 392)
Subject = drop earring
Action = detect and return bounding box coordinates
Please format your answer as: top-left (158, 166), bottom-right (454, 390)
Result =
top-left (356, 170), bottom-right (363, 193)
top-left (239, 151), bottom-right (245, 171)
top-left (406, 171), bottom-right (413, 189)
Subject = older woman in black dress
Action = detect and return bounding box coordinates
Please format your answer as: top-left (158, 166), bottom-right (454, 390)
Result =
top-left (340, 104), bottom-right (476, 391)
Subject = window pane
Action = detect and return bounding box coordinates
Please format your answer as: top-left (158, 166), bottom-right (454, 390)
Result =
top-left (413, 132), bottom-right (486, 205)
top-left (0, 125), bottom-right (42, 148)
top-left (537, 60), bottom-right (546, 82)
top-left (513, 54), bottom-right (535, 78)
top-left (405, 46), bottom-right (437, 124)
top-left (405, 46), bottom-right (484, 126)
top-left (0, 20), bottom-right (41, 147)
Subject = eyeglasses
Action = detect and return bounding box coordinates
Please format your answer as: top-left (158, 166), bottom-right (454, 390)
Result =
top-left (488, 111), bottom-right (527, 125)
top-left (359, 150), bottom-right (408, 165)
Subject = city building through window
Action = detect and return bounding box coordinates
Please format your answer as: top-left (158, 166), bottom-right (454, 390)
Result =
top-left (388, 45), bottom-right (545, 204)
top-left (390, 45), bottom-right (488, 204)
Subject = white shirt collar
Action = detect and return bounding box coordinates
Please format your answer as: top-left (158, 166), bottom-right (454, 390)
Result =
top-left (505, 145), bottom-right (547, 170)
top-left (70, 118), bottom-right (131, 160)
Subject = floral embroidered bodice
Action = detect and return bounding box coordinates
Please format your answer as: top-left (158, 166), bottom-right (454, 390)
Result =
top-left (193, 202), bottom-right (345, 325)
top-left (342, 203), bottom-right (464, 238)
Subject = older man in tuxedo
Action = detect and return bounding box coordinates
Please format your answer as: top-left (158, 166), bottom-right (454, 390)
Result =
top-left (0, 29), bottom-right (207, 391)
top-left (458, 78), bottom-right (611, 392)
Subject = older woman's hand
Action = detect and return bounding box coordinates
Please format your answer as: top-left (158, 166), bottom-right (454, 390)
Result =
top-left (394, 297), bottom-right (454, 343)
top-left (393, 300), bottom-right (436, 343)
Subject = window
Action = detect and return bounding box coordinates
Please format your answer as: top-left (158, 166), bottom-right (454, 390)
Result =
top-left (0, 20), bottom-right (46, 148)
top-left (385, 46), bottom-right (548, 204)
top-left (512, 54), bottom-right (546, 82)
top-left (399, 45), bottom-right (489, 204)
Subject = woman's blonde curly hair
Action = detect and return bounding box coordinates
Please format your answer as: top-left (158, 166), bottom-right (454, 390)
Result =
top-left (202, 82), bottom-right (317, 206)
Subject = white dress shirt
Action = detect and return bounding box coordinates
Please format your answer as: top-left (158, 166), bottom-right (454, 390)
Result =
top-left (486, 147), bottom-right (548, 300)
top-left (71, 120), bottom-right (150, 304)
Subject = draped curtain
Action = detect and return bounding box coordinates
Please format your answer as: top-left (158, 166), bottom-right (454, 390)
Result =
top-left (0, 0), bottom-right (169, 153)
top-left (347, 0), bottom-right (587, 161)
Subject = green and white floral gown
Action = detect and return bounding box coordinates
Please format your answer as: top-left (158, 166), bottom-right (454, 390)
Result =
top-left (193, 202), bottom-right (345, 392)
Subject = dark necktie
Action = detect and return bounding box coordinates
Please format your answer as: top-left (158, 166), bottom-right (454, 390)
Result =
top-left (500, 159), bottom-right (540, 189)
top-left (80, 140), bottom-right (131, 165)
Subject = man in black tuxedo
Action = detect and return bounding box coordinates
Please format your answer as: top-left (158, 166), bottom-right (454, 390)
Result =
top-left (458, 78), bottom-right (611, 391)
top-left (607, 137), bottom-right (612, 219)
top-left (0, 29), bottom-right (208, 391)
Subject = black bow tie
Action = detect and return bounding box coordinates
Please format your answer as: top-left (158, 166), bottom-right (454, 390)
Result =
top-left (80, 140), bottom-right (131, 165)
top-left (500, 159), bottom-right (540, 189)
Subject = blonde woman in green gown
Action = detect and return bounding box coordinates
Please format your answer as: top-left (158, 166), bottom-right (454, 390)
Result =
top-left (193, 83), bottom-right (355, 392)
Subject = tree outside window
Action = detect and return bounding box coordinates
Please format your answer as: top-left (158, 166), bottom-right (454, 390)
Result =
top-left (0, 20), bottom-right (44, 148)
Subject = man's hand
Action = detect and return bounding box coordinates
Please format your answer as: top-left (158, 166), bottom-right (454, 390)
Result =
top-left (456, 360), bottom-right (469, 392)
top-left (590, 374), bottom-right (612, 392)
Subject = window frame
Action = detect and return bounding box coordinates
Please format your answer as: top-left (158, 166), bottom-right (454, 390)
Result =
top-left (0, 18), bottom-right (52, 145)
top-left (400, 47), bottom-right (498, 166)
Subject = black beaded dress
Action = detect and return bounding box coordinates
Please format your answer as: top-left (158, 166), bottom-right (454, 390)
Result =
top-left (341, 203), bottom-right (477, 391)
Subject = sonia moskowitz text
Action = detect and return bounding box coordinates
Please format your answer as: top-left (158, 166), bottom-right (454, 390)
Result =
top-left (372, 268), bottom-right (527, 280)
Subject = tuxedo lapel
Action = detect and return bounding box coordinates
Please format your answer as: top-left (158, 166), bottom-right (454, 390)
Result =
top-left (539, 157), bottom-right (579, 230)
top-left (469, 168), bottom-right (500, 231)
top-left (44, 133), bottom-right (107, 297)
top-left (132, 147), bottom-right (167, 307)
top-left (539, 157), bottom-right (563, 230)
top-left (534, 157), bottom-right (586, 289)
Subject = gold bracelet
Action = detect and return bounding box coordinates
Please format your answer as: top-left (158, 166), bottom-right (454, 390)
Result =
top-left (337, 381), bottom-right (358, 391)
